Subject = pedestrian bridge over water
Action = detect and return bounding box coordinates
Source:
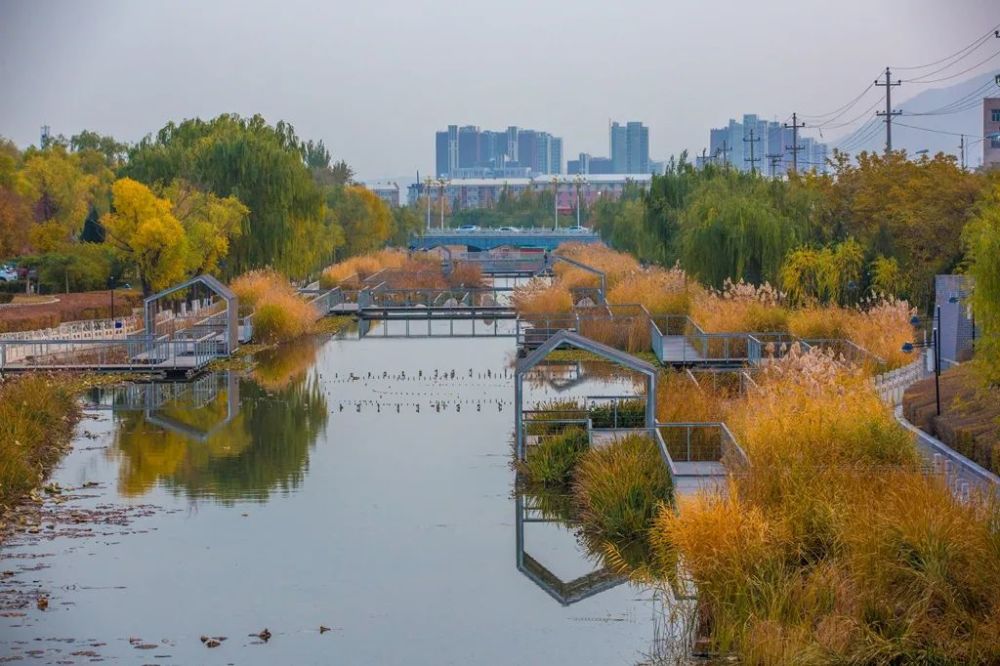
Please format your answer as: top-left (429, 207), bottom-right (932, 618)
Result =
top-left (409, 228), bottom-right (601, 252)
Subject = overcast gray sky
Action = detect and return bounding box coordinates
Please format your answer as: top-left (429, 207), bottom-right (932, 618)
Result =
top-left (1, 0), bottom-right (998, 179)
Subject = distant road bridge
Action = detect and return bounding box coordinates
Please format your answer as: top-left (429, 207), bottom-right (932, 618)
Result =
top-left (409, 228), bottom-right (601, 252)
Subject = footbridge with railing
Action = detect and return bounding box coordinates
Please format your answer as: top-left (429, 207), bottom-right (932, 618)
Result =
top-left (410, 228), bottom-right (601, 252)
top-left (0, 275), bottom-right (241, 376)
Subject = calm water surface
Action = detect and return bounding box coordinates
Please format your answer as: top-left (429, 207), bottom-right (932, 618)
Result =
top-left (0, 332), bottom-right (668, 664)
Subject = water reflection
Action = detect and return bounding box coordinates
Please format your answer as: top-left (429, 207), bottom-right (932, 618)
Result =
top-left (105, 344), bottom-right (328, 502)
top-left (515, 487), bottom-right (625, 606)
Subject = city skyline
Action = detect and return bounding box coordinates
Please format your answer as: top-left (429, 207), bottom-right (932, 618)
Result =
top-left (1, 1), bottom-right (998, 180)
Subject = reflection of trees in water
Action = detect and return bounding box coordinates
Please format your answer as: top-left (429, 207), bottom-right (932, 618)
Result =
top-left (251, 337), bottom-right (321, 392)
top-left (113, 371), bottom-right (328, 503)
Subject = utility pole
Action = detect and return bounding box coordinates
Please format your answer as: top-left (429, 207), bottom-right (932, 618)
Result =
top-left (744, 128), bottom-right (761, 174)
top-left (784, 113), bottom-right (805, 175)
top-left (875, 67), bottom-right (901, 154)
top-left (552, 176), bottom-right (559, 230)
top-left (720, 139), bottom-right (732, 167)
top-left (960, 134), bottom-right (966, 170)
top-left (765, 153), bottom-right (782, 179)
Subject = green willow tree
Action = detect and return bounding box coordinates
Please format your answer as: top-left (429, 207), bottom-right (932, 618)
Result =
top-left (679, 175), bottom-right (807, 287)
top-left (124, 114), bottom-right (331, 279)
top-left (963, 182), bottom-right (1000, 384)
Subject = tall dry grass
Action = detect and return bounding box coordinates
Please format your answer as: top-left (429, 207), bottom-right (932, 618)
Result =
top-left (512, 278), bottom-right (573, 315)
top-left (844, 296), bottom-right (914, 370)
top-left (231, 269), bottom-right (318, 344)
top-left (554, 243), bottom-right (641, 289)
top-left (0, 375), bottom-right (81, 512)
top-left (607, 267), bottom-right (691, 315)
top-left (655, 370), bottom-right (726, 423)
top-left (230, 268), bottom-right (285, 313)
top-left (318, 248), bottom-right (412, 288)
top-left (691, 279), bottom-right (788, 333)
top-left (788, 297), bottom-right (914, 370)
top-left (647, 345), bottom-right (1000, 663)
top-left (577, 312), bottom-right (650, 353)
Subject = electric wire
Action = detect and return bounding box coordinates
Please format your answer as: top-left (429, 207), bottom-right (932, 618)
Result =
top-left (893, 24), bottom-right (1000, 71)
top-left (905, 46), bottom-right (1000, 84)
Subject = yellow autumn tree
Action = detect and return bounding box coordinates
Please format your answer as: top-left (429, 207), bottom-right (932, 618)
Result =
top-left (19, 145), bottom-right (97, 251)
top-left (328, 185), bottom-right (392, 256)
top-left (103, 178), bottom-right (189, 294)
top-left (162, 180), bottom-right (248, 275)
top-left (103, 178), bottom-right (249, 294)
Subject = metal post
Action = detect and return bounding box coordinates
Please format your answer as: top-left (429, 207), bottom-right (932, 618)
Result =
top-left (439, 180), bottom-right (446, 230)
top-left (425, 177), bottom-right (432, 231)
top-left (934, 304), bottom-right (942, 417)
top-left (514, 373), bottom-right (524, 460)
top-left (552, 177), bottom-right (558, 230)
top-left (576, 183), bottom-right (580, 227)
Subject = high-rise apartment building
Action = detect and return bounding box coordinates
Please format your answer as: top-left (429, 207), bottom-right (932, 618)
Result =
top-left (609, 121), bottom-right (650, 174)
top-left (434, 125), bottom-right (563, 178)
top-left (706, 114), bottom-right (829, 175)
top-left (568, 153), bottom-right (615, 175)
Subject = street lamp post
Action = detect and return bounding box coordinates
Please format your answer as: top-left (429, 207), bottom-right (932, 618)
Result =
top-left (934, 304), bottom-right (942, 416)
top-left (438, 179), bottom-right (447, 230)
top-left (902, 307), bottom-right (942, 416)
top-left (573, 174), bottom-right (583, 228)
top-left (551, 176), bottom-right (559, 230)
top-left (425, 177), bottom-right (432, 232)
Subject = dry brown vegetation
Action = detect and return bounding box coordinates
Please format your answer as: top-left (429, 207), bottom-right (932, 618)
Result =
top-left (231, 269), bottom-right (319, 344)
top-left (318, 248), bottom-right (412, 288)
top-left (0, 290), bottom-right (144, 333)
top-left (0, 375), bottom-right (81, 513)
top-left (645, 348), bottom-right (1000, 663)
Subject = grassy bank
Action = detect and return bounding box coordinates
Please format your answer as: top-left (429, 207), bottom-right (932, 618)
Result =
top-left (0, 375), bottom-right (83, 513)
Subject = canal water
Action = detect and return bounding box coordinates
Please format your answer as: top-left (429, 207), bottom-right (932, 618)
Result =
top-left (0, 330), bottom-right (670, 664)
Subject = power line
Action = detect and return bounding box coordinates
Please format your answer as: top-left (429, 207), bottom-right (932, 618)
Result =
top-left (906, 46), bottom-right (1000, 84)
top-left (817, 95), bottom-right (885, 130)
top-left (904, 80), bottom-right (997, 116)
top-left (894, 25), bottom-right (999, 71)
top-left (832, 117), bottom-right (879, 148)
top-left (893, 121), bottom-right (985, 139)
top-left (834, 118), bottom-right (884, 153)
top-left (799, 81), bottom-right (878, 121)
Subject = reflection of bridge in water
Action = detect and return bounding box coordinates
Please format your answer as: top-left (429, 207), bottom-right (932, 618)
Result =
top-left (515, 492), bottom-right (625, 606)
top-left (83, 372), bottom-right (240, 442)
